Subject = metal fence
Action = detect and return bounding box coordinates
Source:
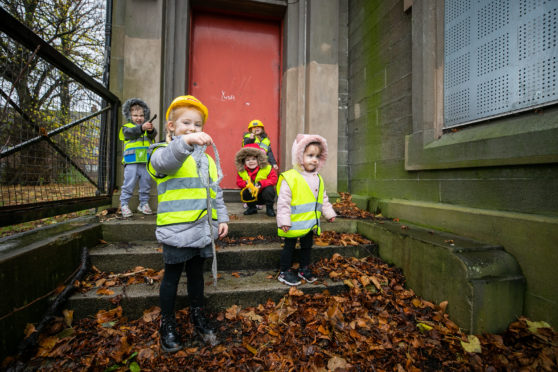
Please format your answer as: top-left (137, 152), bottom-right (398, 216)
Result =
top-left (0, 7), bottom-right (120, 227)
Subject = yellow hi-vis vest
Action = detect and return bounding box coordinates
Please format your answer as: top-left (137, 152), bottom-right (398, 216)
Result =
top-left (238, 164), bottom-right (272, 184)
top-left (277, 169), bottom-right (324, 238)
top-left (119, 123), bottom-right (154, 164)
top-left (242, 133), bottom-right (271, 153)
top-left (147, 143), bottom-right (218, 226)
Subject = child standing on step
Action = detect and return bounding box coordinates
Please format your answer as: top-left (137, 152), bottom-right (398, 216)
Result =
top-left (147, 95), bottom-right (229, 352)
top-left (276, 134), bottom-right (336, 286)
top-left (119, 98), bottom-right (157, 218)
top-left (235, 143), bottom-right (278, 216)
top-left (242, 119), bottom-right (279, 170)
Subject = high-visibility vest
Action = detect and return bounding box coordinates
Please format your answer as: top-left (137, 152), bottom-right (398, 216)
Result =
top-left (119, 123), bottom-right (154, 164)
top-left (242, 133), bottom-right (271, 153)
top-left (238, 164), bottom-right (272, 185)
top-left (147, 143), bottom-right (218, 226)
top-left (277, 169), bottom-right (324, 238)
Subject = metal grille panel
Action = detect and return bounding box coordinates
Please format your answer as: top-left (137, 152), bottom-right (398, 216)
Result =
top-left (444, 0), bottom-right (558, 127)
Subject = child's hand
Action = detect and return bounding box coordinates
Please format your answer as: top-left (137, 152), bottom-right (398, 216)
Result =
top-left (218, 223), bottom-right (228, 239)
top-left (183, 132), bottom-right (214, 146)
top-left (142, 122), bottom-right (153, 131)
top-left (249, 133), bottom-right (255, 139)
top-left (272, 164), bottom-right (279, 170)
top-left (328, 217), bottom-right (335, 223)
top-left (280, 225), bottom-right (290, 232)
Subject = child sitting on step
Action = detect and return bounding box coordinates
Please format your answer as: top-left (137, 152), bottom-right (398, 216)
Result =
top-left (276, 134), bottom-right (336, 286)
top-left (235, 143), bottom-right (278, 216)
top-left (147, 95), bottom-right (229, 352)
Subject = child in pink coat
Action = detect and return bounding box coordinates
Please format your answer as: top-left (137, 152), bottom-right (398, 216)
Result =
top-left (276, 134), bottom-right (336, 286)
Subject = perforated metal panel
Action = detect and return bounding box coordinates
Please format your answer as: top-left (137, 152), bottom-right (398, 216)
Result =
top-left (444, 0), bottom-right (558, 127)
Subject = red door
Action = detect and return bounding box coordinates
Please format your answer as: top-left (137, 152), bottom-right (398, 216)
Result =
top-left (190, 11), bottom-right (281, 189)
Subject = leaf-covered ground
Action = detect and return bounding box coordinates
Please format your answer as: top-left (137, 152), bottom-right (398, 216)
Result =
top-left (3, 253), bottom-right (557, 371)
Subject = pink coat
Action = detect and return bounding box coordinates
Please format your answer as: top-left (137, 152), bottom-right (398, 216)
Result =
top-left (276, 134), bottom-right (336, 228)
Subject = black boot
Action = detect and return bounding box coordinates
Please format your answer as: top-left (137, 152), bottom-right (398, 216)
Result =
top-left (266, 203), bottom-right (276, 217)
top-left (159, 314), bottom-right (183, 353)
top-left (190, 307), bottom-right (219, 346)
top-left (243, 203), bottom-right (258, 215)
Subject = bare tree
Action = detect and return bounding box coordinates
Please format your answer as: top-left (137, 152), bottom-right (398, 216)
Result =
top-left (0, 0), bottom-right (105, 185)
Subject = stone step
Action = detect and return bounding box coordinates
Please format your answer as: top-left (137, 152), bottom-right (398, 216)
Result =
top-left (90, 240), bottom-right (377, 273)
top-left (100, 202), bottom-right (357, 242)
top-left (68, 270), bottom-right (348, 320)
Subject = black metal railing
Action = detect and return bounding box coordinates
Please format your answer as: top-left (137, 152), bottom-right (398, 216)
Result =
top-left (0, 7), bottom-right (120, 226)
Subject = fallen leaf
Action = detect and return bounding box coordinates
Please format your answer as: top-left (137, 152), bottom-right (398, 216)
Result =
top-left (328, 356), bottom-right (351, 370)
top-left (461, 335), bottom-right (482, 353)
top-left (244, 343), bottom-right (257, 355)
top-left (289, 286), bottom-right (303, 296)
top-left (526, 319), bottom-right (552, 334)
top-left (96, 288), bottom-right (115, 296)
top-left (62, 309), bottom-right (73, 327)
top-left (225, 304), bottom-right (241, 320)
top-left (417, 322), bottom-right (433, 332)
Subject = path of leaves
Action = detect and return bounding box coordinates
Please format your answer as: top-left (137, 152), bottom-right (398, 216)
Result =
top-left (5, 254), bottom-right (556, 371)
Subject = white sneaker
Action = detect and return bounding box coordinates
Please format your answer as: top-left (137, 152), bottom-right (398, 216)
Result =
top-left (121, 204), bottom-right (133, 218)
top-left (243, 203), bottom-right (248, 209)
top-left (137, 203), bottom-right (153, 215)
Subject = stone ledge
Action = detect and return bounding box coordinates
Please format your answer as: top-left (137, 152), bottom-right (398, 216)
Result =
top-left (355, 219), bottom-right (525, 334)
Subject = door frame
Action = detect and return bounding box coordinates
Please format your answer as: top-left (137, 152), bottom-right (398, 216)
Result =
top-left (161, 0), bottom-right (341, 192)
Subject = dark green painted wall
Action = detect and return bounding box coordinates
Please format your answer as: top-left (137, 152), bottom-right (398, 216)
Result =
top-left (347, 0), bottom-right (558, 327)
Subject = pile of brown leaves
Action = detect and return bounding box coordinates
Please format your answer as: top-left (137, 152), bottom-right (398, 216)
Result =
top-left (4, 254), bottom-right (556, 371)
top-left (314, 231), bottom-right (373, 247)
top-left (76, 265), bottom-right (164, 296)
top-left (332, 192), bottom-right (377, 219)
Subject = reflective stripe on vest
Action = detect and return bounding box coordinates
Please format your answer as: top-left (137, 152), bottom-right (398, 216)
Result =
top-left (147, 143), bottom-right (218, 226)
top-left (238, 164), bottom-right (272, 184)
top-left (120, 123), bottom-right (154, 164)
top-left (277, 169), bottom-right (324, 238)
top-left (242, 133), bottom-right (270, 152)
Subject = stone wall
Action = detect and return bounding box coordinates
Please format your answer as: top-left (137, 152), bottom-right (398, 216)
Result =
top-left (346, 0), bottom-right (558, 327)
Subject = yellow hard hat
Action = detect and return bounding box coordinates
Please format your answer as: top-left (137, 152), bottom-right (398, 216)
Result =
top-left (165, 95), bottom-right (208, 123)
top-left (248, 119), bottom-right (264, 131)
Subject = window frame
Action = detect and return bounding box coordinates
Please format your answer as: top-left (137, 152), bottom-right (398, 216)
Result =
top-left (405, 0), bottom-right (558, 171)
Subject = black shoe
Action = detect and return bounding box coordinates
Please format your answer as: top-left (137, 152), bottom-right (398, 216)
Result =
top-left (190, 307), bottom-right (219, 346)
top-left (298, 266), bottom-right (317, 283)
top-left (244, 206), bottom-right (258, 215)
top-left (278, 270), bottom-right (301, 286)
top-left (159, 315), bottom-right (183, 353)
top-left (266, 204), bottom-right (276, 217)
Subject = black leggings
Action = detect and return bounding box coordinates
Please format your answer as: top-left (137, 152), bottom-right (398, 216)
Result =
top-left (159, 255), bottom-right (205, 316)
top-left (279, 231), bottom-right (313, 272)
top-left (241, 185), bottom-right (276, 206)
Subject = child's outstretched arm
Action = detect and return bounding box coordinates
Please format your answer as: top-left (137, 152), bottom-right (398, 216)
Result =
top-left (267, 146), bottom-right (279, 170)
top-left (183, 132), bottom-right (214, 146)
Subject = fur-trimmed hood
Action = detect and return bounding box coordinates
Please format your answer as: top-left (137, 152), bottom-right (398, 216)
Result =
top-left (122, 98), bottom-right (151, 124)
top-left (291, 134), bottom-right (328, 173)
top-left (234, 144), bottom-right (269, 172)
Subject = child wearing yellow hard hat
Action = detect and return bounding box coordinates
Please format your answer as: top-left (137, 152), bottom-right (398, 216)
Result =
top-left (147, 95), bottom-right (229, 352)
top-left (242, 119), bottom-right (279, 171)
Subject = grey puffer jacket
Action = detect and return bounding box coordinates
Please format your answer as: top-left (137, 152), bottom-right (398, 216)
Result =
top-left (149, 137), bottom-right (229, 248)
